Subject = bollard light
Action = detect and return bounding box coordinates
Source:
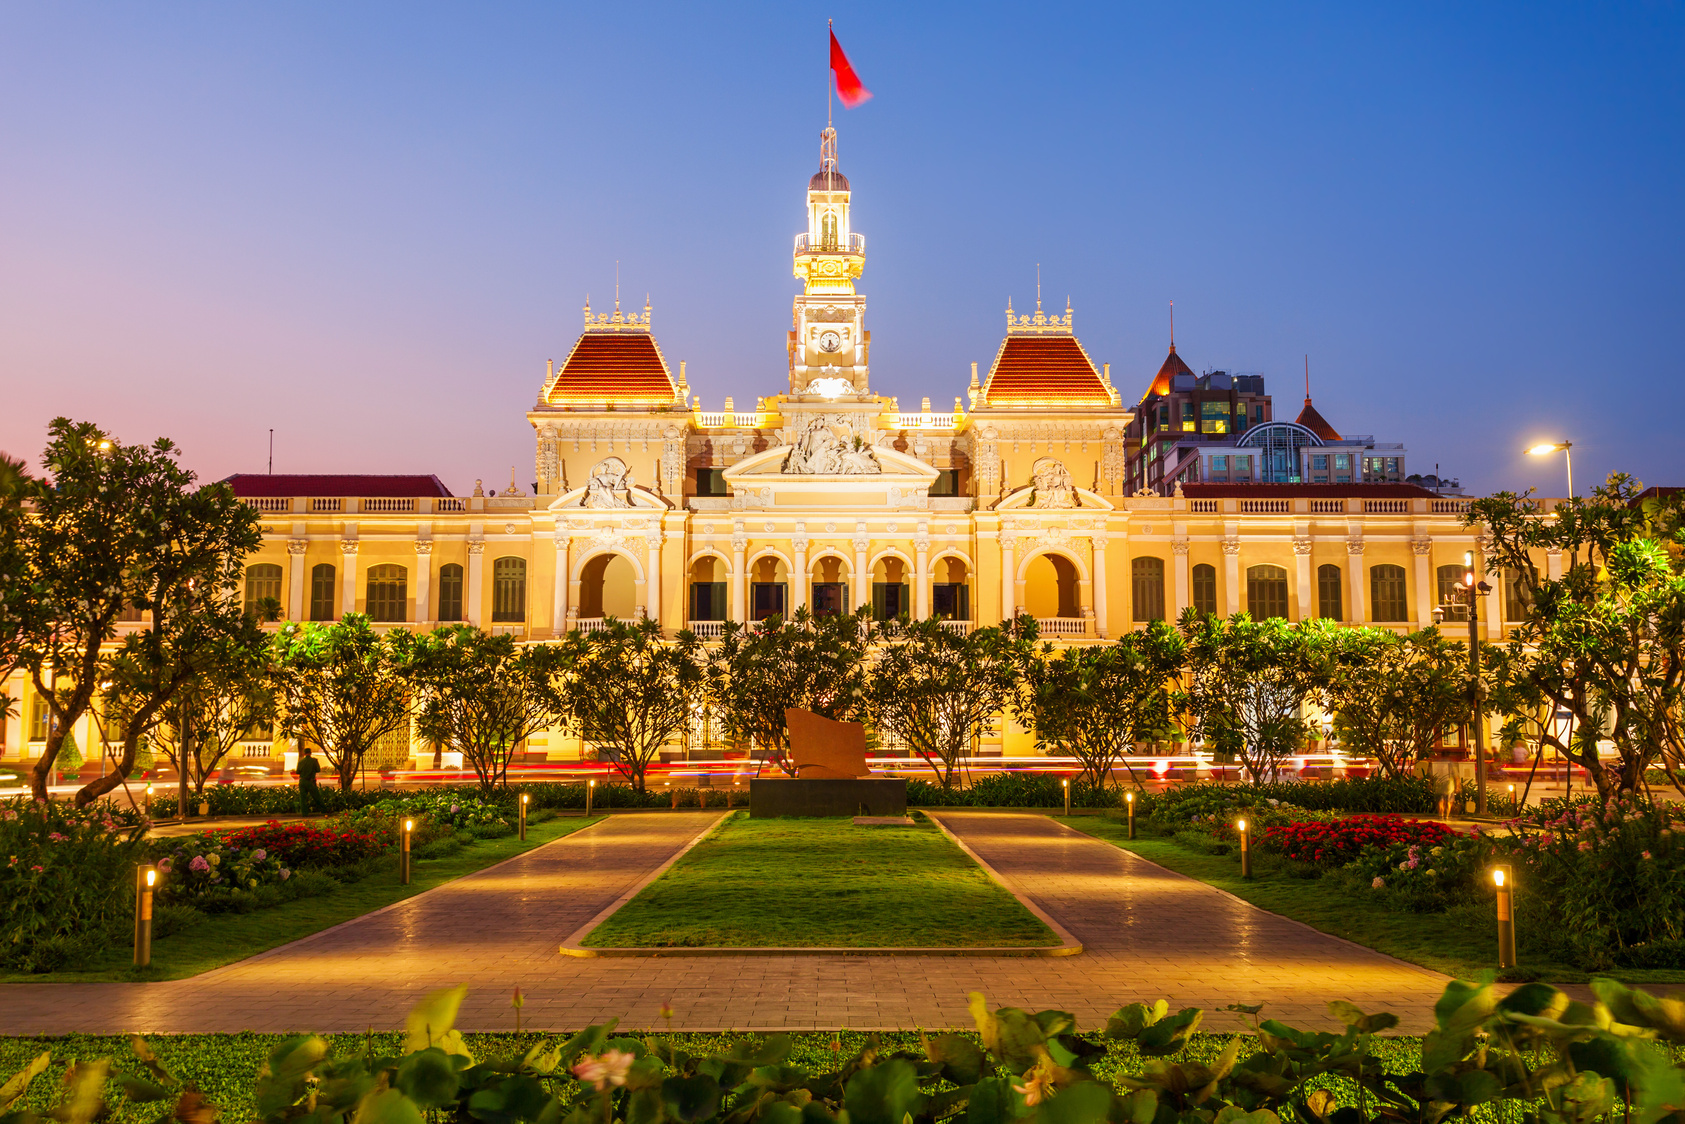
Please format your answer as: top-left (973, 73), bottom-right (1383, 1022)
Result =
top-left (1238, 818), bottom-right (1251, 878)
top-left (1493, 865), bottom-right (1516, 968)
top-left (518, 793), bottom-right (529, 841)
top-left (1062, 777), bottom-right (1071, 817)
top-left (400, 818), bottom-right (413, 884)
top-left (587, 778), bottom-right (595, 817)
top-left (1126, 791), bottom-right (1137, 840)
top-left (133, 864), bottom-right (157, 967)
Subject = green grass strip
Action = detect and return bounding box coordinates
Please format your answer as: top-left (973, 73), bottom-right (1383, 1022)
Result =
top-left (1057, 816), bottom-right (1685, 986)
top-left (2, 816), bottom-right (603, 984)
top-left (583, 811), bottom-right (1056, 948)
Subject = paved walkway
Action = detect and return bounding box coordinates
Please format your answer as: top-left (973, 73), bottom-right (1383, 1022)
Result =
top-left (0, 812), bottom-right (1455, 1036)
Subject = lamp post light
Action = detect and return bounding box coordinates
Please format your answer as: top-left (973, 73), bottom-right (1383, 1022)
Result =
top-left (1526, 441), bottom-right (1574, 500)
top-left (133, 864), bottom-right (157, 967)
top-left (586, 777), bottom-right (595, 817)
top-left (1237, 818), bottom-right (1251, 878)
top-left (518, 793), bottom-right (528, 841)
top-left (1062, 777), bottom-right (1070, 817)
top-left (400, 818), bottom-right (413, 884)
top-left (1125, 791), bottom-right (1137, 839)
top-left (1493, 865), bottom-right (1517, 968)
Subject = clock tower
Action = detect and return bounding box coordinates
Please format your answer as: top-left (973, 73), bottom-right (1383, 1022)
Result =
top-left (789, 127), bottom-right (869, 396)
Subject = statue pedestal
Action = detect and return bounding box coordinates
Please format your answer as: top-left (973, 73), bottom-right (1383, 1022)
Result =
top-left (749, 777), bottom-right (907, 818)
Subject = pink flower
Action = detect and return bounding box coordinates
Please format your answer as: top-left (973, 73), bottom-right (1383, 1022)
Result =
top-left (48, 832), bottom-right (67, 843)
top-left (157, 857), bottom-right (173, 873)
top-left (572, 1049), bottom-right (635, 1090)
top-left (1642, 851), bottom-right (1653, 860)
top-left (1371, 876), bottom-right (1386, 889)
top-left (1577, 840), bottom-right (1592, 852)
top-left (190, 855), bottom-right (211, 872)
top-left (30, 864), bottom-right (43, 873)
top-left (252, 849), bottom-right (267, 862)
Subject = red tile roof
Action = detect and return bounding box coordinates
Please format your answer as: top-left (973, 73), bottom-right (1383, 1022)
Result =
top-left (223, 474), bottom-right (453, 498)
top-left (1295, 398), bottom-right (1343, 441)
top-left (1181, 483), bottom-right (1438, 499)
top-left (547, 331), bottom-right (677, 405)
top-left (982, 336), bottom-right (1112, 404)
top-left (1145, 344), bottom-right (1194, 398)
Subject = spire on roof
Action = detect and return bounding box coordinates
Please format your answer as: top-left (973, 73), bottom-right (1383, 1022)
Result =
top-left (1144, 342), bottom-right (1195, 399)
top-left (1296, 355), bottom-right (1342, 440)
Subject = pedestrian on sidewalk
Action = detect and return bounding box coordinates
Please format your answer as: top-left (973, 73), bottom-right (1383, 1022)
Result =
top-left (297, 747), bottom-right (323, 817)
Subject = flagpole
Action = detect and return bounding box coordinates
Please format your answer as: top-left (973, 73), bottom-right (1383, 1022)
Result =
top-left (827, 18), bottom-right (833, 128)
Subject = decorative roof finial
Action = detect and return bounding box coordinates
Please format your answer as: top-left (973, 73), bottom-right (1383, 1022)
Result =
top-left (614, 260), bottom-right (620, 314)
top-left (1036, 263), bottom-right (1042, 312)
top-left (1169, 300), bottom-right (1175, 350)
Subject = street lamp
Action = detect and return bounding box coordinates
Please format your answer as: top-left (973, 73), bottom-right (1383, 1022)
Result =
top-left (1437, 551), bottom-right (1493, 816)
top-left (1526, 441), bottom-right (1574, 499)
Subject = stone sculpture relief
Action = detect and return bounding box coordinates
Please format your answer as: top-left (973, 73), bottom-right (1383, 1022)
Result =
top-left (582, 456), bottom-right (634, 508)
top-left (782, 414), bottom-right (881, 475)
top-left (1030, 457), bottom-right (1077, 508)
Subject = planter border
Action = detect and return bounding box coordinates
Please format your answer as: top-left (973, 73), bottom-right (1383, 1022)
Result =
top-left (560, 810), bottom-right (1083, 959)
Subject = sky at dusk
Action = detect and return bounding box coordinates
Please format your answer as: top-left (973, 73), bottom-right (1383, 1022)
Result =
top-left (1, 3), bottom-right (1681, 498)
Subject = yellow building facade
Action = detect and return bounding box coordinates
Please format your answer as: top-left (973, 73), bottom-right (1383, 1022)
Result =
top-left (0, 127), bottom-right (1562, 768)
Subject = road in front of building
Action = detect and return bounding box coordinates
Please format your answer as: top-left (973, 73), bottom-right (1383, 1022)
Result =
top-left (0, 811), bottom-right (1461, 1035)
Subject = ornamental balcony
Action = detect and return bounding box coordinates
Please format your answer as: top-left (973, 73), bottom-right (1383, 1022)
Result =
top-left (793, 233), bottom-right (865, 256)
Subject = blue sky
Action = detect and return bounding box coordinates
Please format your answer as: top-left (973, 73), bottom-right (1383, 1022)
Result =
top-left (1, 2), bottom-right (1680, 497)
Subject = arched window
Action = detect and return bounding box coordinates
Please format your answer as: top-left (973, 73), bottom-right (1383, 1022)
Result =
top-left (244, 564), bottom-right (283, 619)
top-left (1317, 564), bottom-right (1343, 621)
top-left (1132, 557), bottom-right (1165, 622)
top-left (1191, 563), bottom-right (1218, 619)
top-left (1370, 564), bottom-right (1408, 622)
top-left (1436, 564), bottom-right (1469, 621)
top-left (820, 210), bottom-right (838, 251)
top-left (1247, 564), bottom-right (1289, 620)
top-left (309, 564), bottom-right (336, 622)
top-left (436, 564), bottom-right (463, 622)
top-left (493, 557), bottom-right (527, 622)
top-left (366, 564), bottom-right (407, 623)
top-left (1503, 566), bottom-right (1535, 622)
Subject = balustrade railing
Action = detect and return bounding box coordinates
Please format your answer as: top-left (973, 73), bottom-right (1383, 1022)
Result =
top-left (1036, 617), bottom-right (1090, 639)
top-left (793, 233), bottom-right (865, 255)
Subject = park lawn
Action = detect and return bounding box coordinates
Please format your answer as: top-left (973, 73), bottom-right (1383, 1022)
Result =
top-left (1057, 817), bottom-right (1685, 987)
top-left (0, 1027), bottom-right (1430, 1124)
top-left (583, 811), bottom-right (1056, 948)
top-left (0, 816), bottom-right (603, 985)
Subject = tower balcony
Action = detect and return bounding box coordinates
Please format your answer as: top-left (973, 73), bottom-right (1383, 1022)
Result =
top-left (793, 232), bottom-right (865, 256)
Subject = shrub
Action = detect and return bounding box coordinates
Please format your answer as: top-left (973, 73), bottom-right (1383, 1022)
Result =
top-left (907, 773), bottom-right (1119, 808)
top-left (1345, 830), bottom-right (1494, 910)
top-left (1496, 794), bottom-right (1685, 968)
top-left (1262, 814), bottom-right (1455, 866)
top-left (151, 834), bottom-right (298, 908)
top-left (0, 797), bottom-right (151, 972)
top-left (199, 820), bottom-right (390, 870)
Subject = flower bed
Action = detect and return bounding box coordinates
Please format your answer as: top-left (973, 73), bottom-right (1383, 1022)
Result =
top-left (1, 797), bottom-right (151, 972)
top-left (1262, 814), bottom-right (1455, 866)
top-left (1347, 831), bottom-right (1493, 901)
top-left (152, 836), bottom-right (296, 905)
top-left (203, 820), bottom-right (390, 869)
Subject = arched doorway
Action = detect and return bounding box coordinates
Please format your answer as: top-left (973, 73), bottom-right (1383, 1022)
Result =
top-left (578, 552), bottom-right (637, 620)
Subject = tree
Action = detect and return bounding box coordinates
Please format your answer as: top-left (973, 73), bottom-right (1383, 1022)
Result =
top-left (1177, 611), bottom-right (1333, 781)
top-left (18, 419), bottom-right (263, 802)
top-left (1322, 627), bottom-right (1470, 780)
top-left (1016, 620), bottom-right (1185, 791)
top-left (557, 617), bottom-right (703, 793)
top-left (1469, 475), bottom-right (1685, 800)
top-left (142, 630), bottom-right (277, 799)
top-left (409, 625), bottom-right (570, 796)
top-left (705, 606), bottom-right (873, 774)
top-left (270, 614), bottom-right (415, 791)
top-left (0, 453), bottom-right (36, 729)
top-left (864, 616), bottom-right (1036, 788)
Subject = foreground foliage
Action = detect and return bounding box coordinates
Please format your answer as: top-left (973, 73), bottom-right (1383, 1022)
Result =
top-left (7, 978), bottom-right (1685, 1124)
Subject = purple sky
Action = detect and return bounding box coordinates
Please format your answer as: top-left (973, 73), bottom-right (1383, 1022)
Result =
top-left (2, 3), bottom-right (1681, 498)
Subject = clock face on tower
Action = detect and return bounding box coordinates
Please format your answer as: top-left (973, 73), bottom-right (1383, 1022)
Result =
top-left (817, 330), bottom-right (843, 353)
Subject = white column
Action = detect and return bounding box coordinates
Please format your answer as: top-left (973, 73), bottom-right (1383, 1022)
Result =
top-left (792, 541), bottom-right (809, 611)
top-left (645, 532), bottom-right (663, 627)
top-left (339, 540), bottom-right (359, 618)
top-left (853, 537), bottom-right (870, 610)
top-left (552, 534), bottom-right (569, 633)
top-left (1172, 541), bottom-right (1190, 618)
top-left (913, 539), bottom-right (929, 619)
top-left (466, 542), bottom-right (485, 626)
top-left (1347, 540), bottom-right (1367, 624)
top-left (1412, 539), bottom-right (1433, 626)
top-left (2, 672), bottom-right (23, 761)
top-left (732, 536), bottom-right (748, 622)
top-left (287, 540), bottom-right (307, 621)
top-left (1223, 538), bottom-right (1241, 616)
top-left (1486, 581), bottom-right (1503, 639)
top-left (1000, 535), bottom-right (1016, 620)
top-left (1294, 539), bottom-right (1313, 621)
top-left (1091, 538), bottom-right (1108, 638)
top-left (414, 542), bottom-right (433, 624)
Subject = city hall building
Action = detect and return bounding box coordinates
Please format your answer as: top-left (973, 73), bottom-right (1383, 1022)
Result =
top-left (1, 129), bottom-right (1559, 767)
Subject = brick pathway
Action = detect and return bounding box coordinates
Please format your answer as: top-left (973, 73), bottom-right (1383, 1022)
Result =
top-left (0, 812), bottom-right (1454, 1036)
